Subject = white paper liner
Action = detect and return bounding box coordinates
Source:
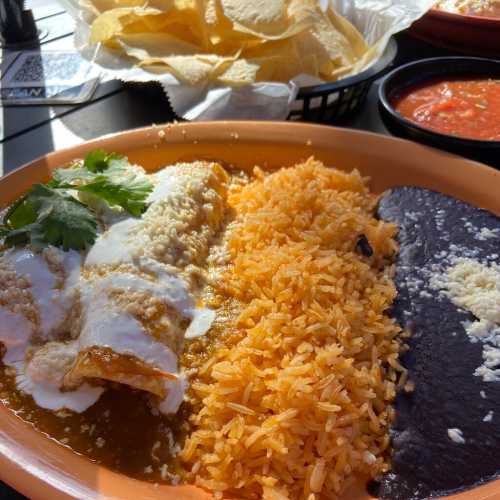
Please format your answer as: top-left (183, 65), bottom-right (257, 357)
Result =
top-left (59, 0), bottom-right (436, 120)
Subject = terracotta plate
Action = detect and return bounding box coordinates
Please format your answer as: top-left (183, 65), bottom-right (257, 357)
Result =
top-left (0, 122), bottom-right (499, 500)
top-left (409, 7), bottom-right (500, 57)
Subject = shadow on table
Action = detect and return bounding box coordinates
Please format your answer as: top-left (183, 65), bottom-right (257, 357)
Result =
top-left (58, 81), bottom-right (177, 142)
top-left (2, 113), bottom-right (55, 175)
top-left (1, 39), bottom-right (54, 176)
top-left (0, 481), bottom-right (27, 499)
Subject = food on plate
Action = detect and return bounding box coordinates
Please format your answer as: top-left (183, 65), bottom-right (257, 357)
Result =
top-left (391, 77), bottom-right (500, 141)
top-left (86, 0), bottom-right (371, 85)
top-left (0, 152), bottom-right (227, 416)
top-left (0, 153), bottom-right (404, 497)
top-left (436, 0), bottom-right (500, 17)
top-left (182, 159), bottom-right (401, 498)
top-left (377, 187), bottom-right (500, 499)
top-left (1, 151), bottom-right (500, 499)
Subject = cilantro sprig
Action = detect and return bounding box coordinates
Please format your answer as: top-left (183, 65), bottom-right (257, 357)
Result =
top-left (51, 150), bottom-right (129, 184)
top-left (77, 175), bottom-right (154, 217)
top-left (0, 150), bottom-right (153, 251)
top-left (83, 150), bottom-right (126, 173)
top-left (0, 185), bottom-right (97, 250)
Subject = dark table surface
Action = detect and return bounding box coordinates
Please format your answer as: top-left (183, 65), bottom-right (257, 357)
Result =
top-left (0, 3), bottom-right (485, 498)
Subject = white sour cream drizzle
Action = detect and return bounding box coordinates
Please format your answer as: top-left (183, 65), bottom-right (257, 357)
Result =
top-left (0, 248), bottom-right (103, 412)
top-left (4, 248), bottom-right (79, 336)
top-left (0, 167), bottom-right (216, 415)
top-left (80, 297), bottom-right (178, 371)
top-left (77, 257), bottom-right (212, 413)
top-left (186, 308), bottom-right (216, 340)
top-left (17, 340), bottom-right (104, 413)
top-left (85, 218), bottom-right (143, 267)
top-left (85, 168), bottom-right (183, 268)
top-left (0, 308), bottom-right (33, 366)
top-left (78, 294), bottom-right (186, 413)
top-left (86, 290), bottom-right (186, 412)
top-left (146, 167), bottom-right (181, 204)
top-left (16, 378), bottom-right (104, 413)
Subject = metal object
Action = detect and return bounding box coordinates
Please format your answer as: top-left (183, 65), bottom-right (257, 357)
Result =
top-left (0, 0), bottom-right (39, 48)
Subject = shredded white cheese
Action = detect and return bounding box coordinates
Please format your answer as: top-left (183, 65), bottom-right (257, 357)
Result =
top-left (483, 411), bottom-right (494, 422)
top-left (447, 428), bottom-right (466, 444)
top-left (431, 259), bottom-right (500, 382)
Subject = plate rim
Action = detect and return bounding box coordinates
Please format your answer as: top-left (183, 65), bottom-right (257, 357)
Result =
top-left (0, 121), bottom-right (500, 500)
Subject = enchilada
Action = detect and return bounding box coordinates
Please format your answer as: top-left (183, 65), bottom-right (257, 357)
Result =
top-left (0, 159), bottom-right (229, 414)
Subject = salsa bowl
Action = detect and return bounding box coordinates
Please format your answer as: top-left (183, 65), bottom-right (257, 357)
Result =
top-left (378, 57), bottom-right (500, 168)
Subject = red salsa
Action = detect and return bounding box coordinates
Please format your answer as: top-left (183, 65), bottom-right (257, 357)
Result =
top-left (392, 77), bottom-right (500, 141)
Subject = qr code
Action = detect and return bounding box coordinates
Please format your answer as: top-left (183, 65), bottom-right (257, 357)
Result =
top-left (2, 51), bottom-right (95, 87)
top-left (11, 53), bottom-right (81, 83)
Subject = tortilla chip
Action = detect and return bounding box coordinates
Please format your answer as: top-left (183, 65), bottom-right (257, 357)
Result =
top-left (201, 0), bottom-right (260, 49)
top-left (232, 0), bottom-right (316, 40)
top-left (230, 17), bottom-right (312, 40)
top-left (329, 63), bottom-right (355, 81)
top-left (219, 0), bottom-right (319, 40)
top-left (217, 51), bottom-right (314, 85)
top-left (292, 30), bottom-right (334, 75)
top-left (216, 58), bottom-right (261, 85)
top-left (90, 7), bottom-right (163, 44)
top-left (141, 56), bottom-right (214, 83)
top-left (328, 10), bottom-right (368, 60)
top-left (219, 0), bottom-right (287, 33)
top-left (137, 62), bottom-right (174, 75)
top-left (91, 1), bottom-right (207, 45)
top-left (89, 0), bottom-right (370, 86)
top-left (308, 11), bottom-right (366, 75)
top-left (88, 0), bottom-right (145, 14)
top-left (117, 33), bottom-right (200, 60)
top-left (90, 0), bottom-right (198, 11)
top-left (287, 0), bottom-right (322, 27)
top-left (139, 54), bottom-right (235, 83)
top-left (243, 38), bottom-right (317, 81)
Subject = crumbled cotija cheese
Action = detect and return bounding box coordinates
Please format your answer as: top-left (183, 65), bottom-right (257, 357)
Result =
top-left (441, 259), bottom-right (500, 324)
top-left (431, 259), bottom-right (500, 382)
top-left (483, 411), bottom-right (494, 422)
top-left (447, 428), bottom-right (465, 444)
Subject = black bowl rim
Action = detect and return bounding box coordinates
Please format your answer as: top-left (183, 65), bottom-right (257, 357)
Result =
top-left (379, 56), bottom-right (500, 148)
top-left (296, 37), bottom-right (398, 99)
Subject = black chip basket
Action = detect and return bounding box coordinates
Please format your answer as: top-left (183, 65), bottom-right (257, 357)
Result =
top-left (289, 37), bottom-right (398, 123)
top-left (126, 37), bottom-right (397, 124)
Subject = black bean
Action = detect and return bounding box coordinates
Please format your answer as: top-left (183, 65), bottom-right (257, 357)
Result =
top-left (356, 234), bottom-right (373, 257)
